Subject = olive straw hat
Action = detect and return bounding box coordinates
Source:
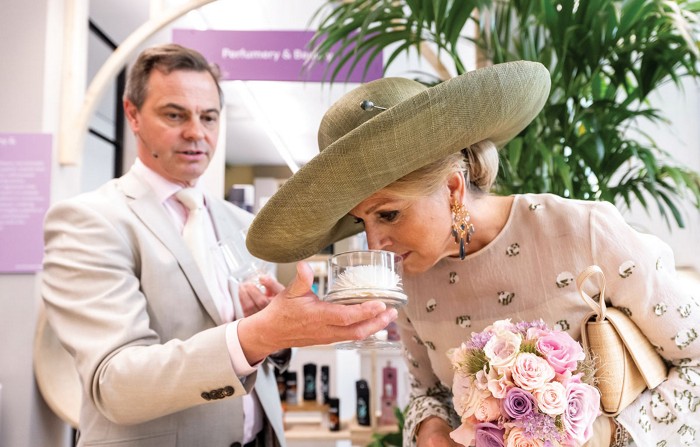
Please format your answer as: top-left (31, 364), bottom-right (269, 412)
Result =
top-left (247, 61), bottom-right (551, 263)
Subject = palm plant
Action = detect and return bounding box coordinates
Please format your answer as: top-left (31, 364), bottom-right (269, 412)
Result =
top-left (308, 0), bottom-right (700, 228)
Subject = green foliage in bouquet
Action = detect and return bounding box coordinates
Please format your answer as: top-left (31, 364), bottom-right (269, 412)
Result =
top-left (308, 0), bottom-right (700, 228)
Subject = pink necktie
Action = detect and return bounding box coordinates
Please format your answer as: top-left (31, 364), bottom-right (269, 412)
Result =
top-left (175, 188), bottom-right (217, 295)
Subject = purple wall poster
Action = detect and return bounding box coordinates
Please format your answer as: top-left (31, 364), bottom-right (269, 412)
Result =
top-left (0, 133), bottom-right (52, 273)
top-left (172, 29), bottom-right (383, 82)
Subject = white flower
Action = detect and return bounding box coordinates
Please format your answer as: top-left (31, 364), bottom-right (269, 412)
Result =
top-left (534, 381), bottom-right (567, 415)
top-left (483, 328), bottom-right (522, 372)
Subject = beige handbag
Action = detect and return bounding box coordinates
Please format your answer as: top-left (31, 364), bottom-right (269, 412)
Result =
top-left (577, 265), bottom-right (668, 416)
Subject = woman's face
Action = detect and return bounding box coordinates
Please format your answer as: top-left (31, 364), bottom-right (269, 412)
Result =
top-left (349, 184), bottom-right (458, 274)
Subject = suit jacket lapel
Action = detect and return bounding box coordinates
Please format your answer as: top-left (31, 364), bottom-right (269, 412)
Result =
top-left (118, 169), bottom-right (224, 326)
top-left (208, 198), bottom-right (241, 243)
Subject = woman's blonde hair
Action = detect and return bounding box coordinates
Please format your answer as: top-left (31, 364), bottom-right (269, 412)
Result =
top-left (383, 140), bottom-right (499, 198)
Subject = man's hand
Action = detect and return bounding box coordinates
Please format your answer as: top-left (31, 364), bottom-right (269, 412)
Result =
top-left (237, 275), bottom-right (284, 316)
top-left (237, 262), bottom-right (398, 364)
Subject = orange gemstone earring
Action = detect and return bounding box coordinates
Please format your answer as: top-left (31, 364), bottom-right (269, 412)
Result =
top-left (451, 202), bottom-right (474, 260)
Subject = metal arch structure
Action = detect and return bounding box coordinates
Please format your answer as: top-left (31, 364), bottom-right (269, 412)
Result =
top-left (36, 0), bottom-right (221, 429)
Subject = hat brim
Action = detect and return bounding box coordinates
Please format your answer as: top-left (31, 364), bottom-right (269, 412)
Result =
top-left (247, 61), bottom-right (551, 263)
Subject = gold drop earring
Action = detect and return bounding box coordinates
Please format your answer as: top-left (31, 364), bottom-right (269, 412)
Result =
top-left (451, 201), bottom-right (475, 260)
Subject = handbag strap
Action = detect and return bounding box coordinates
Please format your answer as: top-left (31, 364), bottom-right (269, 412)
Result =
top-left (576, 265), bottom-right (607, 322)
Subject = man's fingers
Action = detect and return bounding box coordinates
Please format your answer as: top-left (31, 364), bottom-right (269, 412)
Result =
top-left (329, 305), bottom-right (398, 342)
top-left (258, 275), bottom-right (284, 296)
top-left (322, 300), bottom-right (396, 327)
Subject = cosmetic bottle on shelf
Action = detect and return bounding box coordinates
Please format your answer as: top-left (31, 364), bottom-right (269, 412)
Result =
top-left (356, 379), bottom-right (370, 426)
top-left (379, 361), bottom-right (398, 425)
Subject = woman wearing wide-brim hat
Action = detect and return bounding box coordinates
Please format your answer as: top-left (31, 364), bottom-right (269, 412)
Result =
top-left (247, 61), bottom-right (698, 447)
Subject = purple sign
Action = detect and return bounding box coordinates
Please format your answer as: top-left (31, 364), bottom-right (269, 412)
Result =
top-left (172, 29), bottom-right (383, 82)
top-left (0, 133), bottom-right (52, 273)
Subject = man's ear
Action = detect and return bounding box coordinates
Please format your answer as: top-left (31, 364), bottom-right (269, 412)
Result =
top-left (123, 99), bottom-right (139, 133)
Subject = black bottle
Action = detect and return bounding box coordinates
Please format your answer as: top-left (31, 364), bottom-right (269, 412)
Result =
top-left (328, 397), bottom-right (341, 431)
top-left (285, 370), bottom-right (298, 405)
top-left (320, 365), bottom-right (330, 404)
top-left (303, 363), bottom-right (317, 401)
top-left (356, 379), bottom-right (370, 426)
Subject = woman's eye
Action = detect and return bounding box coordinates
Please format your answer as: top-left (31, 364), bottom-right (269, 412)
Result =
top-left (379, 211), bottom-right (399, 222)
top-left (353, 217), bottom-right (364, 225)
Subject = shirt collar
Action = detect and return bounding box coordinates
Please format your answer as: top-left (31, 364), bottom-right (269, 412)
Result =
top-left (132, 157), bottom-right (201, 204)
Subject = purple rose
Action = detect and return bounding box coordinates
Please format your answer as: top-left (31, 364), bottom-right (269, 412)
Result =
top-left (502, 387), bottom-right (536, 420)
top-left (475, 421), bottom-right (505, 447)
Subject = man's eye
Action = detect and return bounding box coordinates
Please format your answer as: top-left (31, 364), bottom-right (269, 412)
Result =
top-left (379, 211), bottom-right (399, 222)
top-left (202, 114), bottom-right (218, 125)
top-left (166, 112), bottom-right (183, 120)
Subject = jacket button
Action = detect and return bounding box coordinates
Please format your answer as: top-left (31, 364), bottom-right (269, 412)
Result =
top-left (224, 386), bottom-right (234, 396)
top-left (201, 392), bottom-right (211, 401)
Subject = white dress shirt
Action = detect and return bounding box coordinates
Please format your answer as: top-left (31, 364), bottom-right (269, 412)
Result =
top-left (132, 159), bottom-right (263, 442)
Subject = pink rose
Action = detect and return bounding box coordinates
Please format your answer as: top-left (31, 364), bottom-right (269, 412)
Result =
top-left (526, 327), bottom-right (550, 340)
top-left (475, 368), bottom-right (491, 391)
top-left (484, 319), bottom-right (515, 333)
top-left (474, 396), bottom-right (501, 422)
top-left (487, 369), bottom-right (512, 399)
top-left (450, 418), bottom-right (477, 447)
top-left (563, 382), bottom-right (600, 444)
top-left (511, 353), bottom-right (555, 391)
top-left (506, 427), bottom-right (544, 447)
top-left (534, 381), bottom-right (567, 415)
top-left (536, 332), bottom-right (585, 375)
top-left (452, 372), bottom-right (487, 420)
top-left (448, 343), bottom-right (470, 365)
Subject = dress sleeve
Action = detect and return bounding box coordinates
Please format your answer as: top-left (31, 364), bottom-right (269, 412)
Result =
top-left (397, 309), bottom-right (460, 447)
top-left (589, 201), bottom-right (700, 446)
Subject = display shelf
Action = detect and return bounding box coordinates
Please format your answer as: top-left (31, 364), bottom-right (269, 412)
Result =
top-left (283, 347), bottom-right (407, 446)
top-left (284, 402), bottom-right (330, 413)
top-left (285, 418), bottom-right (398, 444)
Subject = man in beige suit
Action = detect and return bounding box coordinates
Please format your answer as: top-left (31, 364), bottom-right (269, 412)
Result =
top-left (41, 43), bottom-right (397, 447)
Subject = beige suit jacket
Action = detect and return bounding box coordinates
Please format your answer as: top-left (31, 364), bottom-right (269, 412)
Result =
top-left (41, 168), bottom-right (286, 447)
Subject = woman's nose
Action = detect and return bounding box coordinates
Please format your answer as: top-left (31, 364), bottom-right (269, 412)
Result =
top-left (365, 226), bottom-right (391, 250)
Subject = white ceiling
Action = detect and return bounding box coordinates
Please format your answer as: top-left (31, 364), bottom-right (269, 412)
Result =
top-left (87, 0), bottom-right (366, 170)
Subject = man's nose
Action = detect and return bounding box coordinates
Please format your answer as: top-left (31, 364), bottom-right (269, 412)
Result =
top-left (182, 118), bottom-right (206, 140)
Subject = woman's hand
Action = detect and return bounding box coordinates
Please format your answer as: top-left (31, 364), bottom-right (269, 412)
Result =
top-left (416, 417), bottom-right (460, 447)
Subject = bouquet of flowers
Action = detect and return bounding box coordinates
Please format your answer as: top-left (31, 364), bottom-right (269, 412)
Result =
top-left (448, 319), bottom-right (600, 447)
